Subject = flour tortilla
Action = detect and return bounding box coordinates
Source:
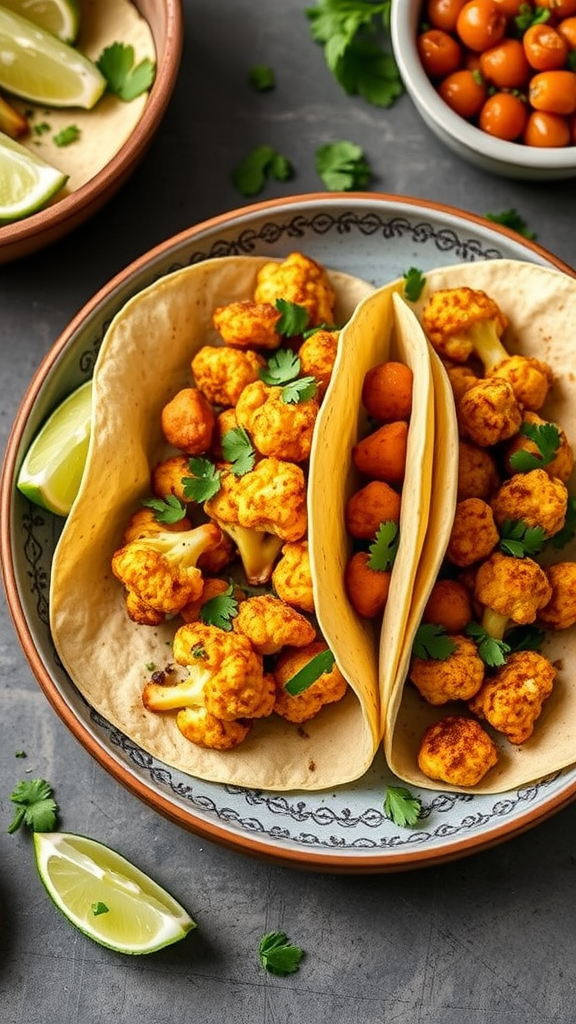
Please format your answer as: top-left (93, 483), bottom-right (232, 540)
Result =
top-left (385, 259), bottom-right (576, 794)
top-left (49, 255), bottom-right (383, 791)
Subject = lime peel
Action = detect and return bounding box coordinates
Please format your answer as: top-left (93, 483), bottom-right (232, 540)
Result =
top-left (0, 131), bottom-right (68, 221)
top-left (0, 0), bottom-right (81, 43)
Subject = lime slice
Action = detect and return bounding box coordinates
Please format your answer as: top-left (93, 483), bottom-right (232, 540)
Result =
top-left (17, 379), bottom-right (92, 515)
top-left (0, 131), bottom-right (68, 221)
top-left (0, 0), bottom-right (80, 43)
top-left (0, 7), bottom-right (105, 108)
top-left (33, 832), bottom-right (197, 954)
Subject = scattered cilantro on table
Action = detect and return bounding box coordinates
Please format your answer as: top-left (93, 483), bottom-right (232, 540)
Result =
top-left (315, 140), bottom-right (371, 190)
top-left (383, 786), bottom-right (422, 828)
top-left (8, 779), bottom-right (58, 834)
top-left (231, 144), bottom-right (293, 197)
top-left (53, 125), bottom-right (81, 147)
top-left (249, 64), bottom-right (275, 91)
top-left (258, 931), bottom-right (305, 975)
top-left (97, 42), bottom-right (156, 101)
top-left (485, 208), bottom-right (536, 240)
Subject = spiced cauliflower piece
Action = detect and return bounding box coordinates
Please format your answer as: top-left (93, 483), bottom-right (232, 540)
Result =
top-left (473, 551), bottom-right (553, 640)
top-left (457, 440), bottom-right (500, 502)
top-left (487, 354), bottom-right (553, 412)
top-left (469, 650), bottom-right (556, 744)
top-left (457, 378), bottom-right (523, 448)
top-left (191, 345), bottom-right (266, 407)
top-left (421, 286), bottom-right (508, 367)
top-left (446, 497), bottom-right (500, 568)
top-left (503, 412), bottom-right (575, 484)
top-left (538, 562), bottom-right (576, 630)
top-left (417, 715), bottom-right (499, 787)
top-left (271, 540), bottom-right (315, 614)
top-left (212, 300), bottom-right (282, 350)
top-left (151, 454), bottom-right (191, 504)
top-left (490, 468), bottom-right (568, 539)
top-left (175, 706), bottom-right (252, 750)
top-left (409, 635), bottom-right (485, 705)
top-left (235, 379), bottom-right (319, 463)
top-left (120, 506), bottom-right (192, 543)
top-left (298, 328), bottom-right (339, 398)
top-left (254, 251), bottom-right (336, 327)
top-left (160, 387), bottom-right (216, 454)
top-left (272, 641), bottom-right (348, 724)
top-left (232, 593), bottom-right (316, 655)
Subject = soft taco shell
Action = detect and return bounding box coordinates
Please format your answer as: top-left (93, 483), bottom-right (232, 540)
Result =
top-left (49, 255), bottom-right (381, 792)
top-left (385, 258), bottom-right (576, 794)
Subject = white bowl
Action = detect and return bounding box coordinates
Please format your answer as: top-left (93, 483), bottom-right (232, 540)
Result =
top-left (390, 0), bottom-right (576, 181)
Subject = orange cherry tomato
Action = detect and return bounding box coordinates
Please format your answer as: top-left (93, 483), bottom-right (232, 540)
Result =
top-left (492, 0), bottom-right (526, 15)
top-left (523, 23), bottom-right (569, 69)
top-left (529, 68), bottom-right (576, 111)
top-left (438, 68), bottom-right (488, 116)
top-left (524, 109), bottom-right (572, 144)
top-left (479, 37), bottom-right (531, 86)
top-left (417, 28), bottom-right (463, 77)
top-left (479, 91), bottom-right (528, 137)
top-left (534, 0), bottom-right (576, 16)
top-left (557, 15), bottom-right (576, 46)
top-left (456, 0), bottom-right (507, 50)
top-left (426, 0), bottom-right (468, 31)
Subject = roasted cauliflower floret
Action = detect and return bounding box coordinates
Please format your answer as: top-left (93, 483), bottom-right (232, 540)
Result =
top-left (421, 286), bottom-right (508, 367)
top-left (457, 440), bottom-right (500, 501)
top-left (445, 361), bottom-right (480, 404)
top-left (487, 353), bottom-right (553, 412)
top-left (151, 454), bottom-right (191, 504)
top-left (298, 328), bottom-right (339, 398)
top-left (191, 345), bottom-right (266, 407)
top-left (212, 300), bottom-right (282, 350)
top-left (254, 252), bottom-right (336, 327)
top-left (469, 650), bottom-right (556, 744)
top-left (271, 540), bottom-right (315, 614)
top-left (160, 387), bottom-right (216, 455)
top-left (503, 411), bottom-right (575, 483)
top-left (473, 551), bottom-right (553, 640)
top-left (446, 497), bottom-right (500, 568)
top-left (538, 562), bottom-right (576, 630)
top-left (120, 506), bottom-right (192, 543)
top-left (112, 521), bottom-right (222, 622)
top-left (175, 706), bottom-right (252, 750)
top-left (409, 634), bottom-right (485, 705)
top-left (417, 715), bottom-right (499, 787)
top-left (457, 378), bottom-right (523, 448)
top-left (204, 457), bottom-right (307, 584)
top-left (232, 593), bottom-right (316, 654)
top-left (272, 641), bottom-right (348, 723)
top-left (490, 468), bottom-right (568, 540)
top-left (235, 379), bottom-right (319, 463)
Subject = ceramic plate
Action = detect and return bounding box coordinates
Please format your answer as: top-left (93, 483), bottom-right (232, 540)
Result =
top-left (3, 193), bottom-right (576, 872)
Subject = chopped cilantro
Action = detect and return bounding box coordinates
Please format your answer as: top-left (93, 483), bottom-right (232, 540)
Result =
top-left (499, 519), bottom-right (547, 558)
top-left (200, 582), bottom-right (239, 630)
top-left (367, 520), bottom-right (399, 572)
top-left (231, 144), bottom-right (293, 197)
top-left (281, 376), bottom-right (318, 404)
top-left (465, 621), bottom-right (510, 667)
top-left (508, 420), bottom-right (561, 472)
top-left (97, 42), bottom-right (156, 101)
top-left (8, 779), bottom-right (58, 834)
top-left (275, 298), bottom-right (310, 337)
top-left (306, 0), bottom-right (403, 108)
top-left (514, 3), bottom-right (549, 32)
top-left (221, 426), bottom-right (256, 476)
top-left (485, 208), bottom-right (536, 241)
top-left (249, 64), bottom-right (275, 91)
top-left (505, 623), bottom-right (545, 653)
top-left (383, 786), bottom-right (422, 827)
top-left (182, 457), bottom-right (222, 503)
top-left (412, 623), bottom-right (458, 661)
top-left (53, 124), bottom-right (80, 147)
top-left (33, 121), bottom-right (51, 136)
top-left (284, 647), bottom-right (336, 695)
top-left (142, 494), bottom-right (187, 524)
top-left (14, 750), bottom-right (26, 758)
top-left (403, 267), bottom-right (426, 302)
top-left (92, 902), bottom-right (109, 916)
top-left (260, 348), bottom-right (301, 386)
top-left (315, 139), bottom-right (371, 191)
top-left (258, 931), bottom-right (305, 975)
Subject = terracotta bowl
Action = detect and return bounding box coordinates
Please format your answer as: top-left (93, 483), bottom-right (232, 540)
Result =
top-left (0, 0), bottom-right (183, 263)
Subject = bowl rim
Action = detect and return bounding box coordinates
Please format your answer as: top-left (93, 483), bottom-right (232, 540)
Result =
top-left (0, 0), bottom-right (183, 254)
top-left (3, 190), bottom-right (576, 872)
top-left (390, 0), bottom-right (576, 170)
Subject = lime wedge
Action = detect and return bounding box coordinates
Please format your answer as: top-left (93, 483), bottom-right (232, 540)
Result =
top-left (0, 131), bottom-right (68, 221)
top-left (0, 7), bottom-right (105, 107)
top-left (0, 0), bottom-right (80, 43)
top-left (17, 379), bottom-right (92, 516)
top-left (33, 832), bottom-right (197, 954)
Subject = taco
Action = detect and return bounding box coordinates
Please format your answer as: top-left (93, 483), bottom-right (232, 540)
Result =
top-left (49, 254), bottom-right (394, 792)
top-left (383, 259), bottom-right (576, 794)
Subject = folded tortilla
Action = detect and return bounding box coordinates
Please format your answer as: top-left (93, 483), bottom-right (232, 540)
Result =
top-left (384, 259), bottom-right (576, 794)
top-left (50, 255), bottom-right (388, 792)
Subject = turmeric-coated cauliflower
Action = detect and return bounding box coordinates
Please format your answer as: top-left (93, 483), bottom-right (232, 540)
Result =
top-left (417, 715), bottom-right (499, 787)
top-left (457, 378), bottom-right (523, 448)
top-left (272, 641), bottom-right (348, 723)
top-left (409, 634), bottom-right (485, 705)
top-left (271, 540), bottom-right (315, 614)
top-left (120, 506), bottom-right (192, 543)
top-left (212, 300), bottom-right (282, 350)
top-left (151, 454), bottom-right (191, 505)
top-left (298, 328), bottom-right (339, 398)
top-left (175, 706), bottom-right (252, 751)
top-left (446, 497), bottom-right (500, 568)
top-left (235, 379), bottom-right (319, 462)
top-left (160, 387), bottom-right (216, 455)
top-left (232, 593), bottom-right (316, 654)
top-left (469, 650), bottom-right (556, 744)
top-left (457, 440), bottom-right (500, 502)
top-left (254, 252), bottom-right (336, 327)
top-left (191, 345), bottom-right (266, 407)
top-left (473, 551), bottom-right (553, 640)
top-left (421, 287), bottom-right (508, 367)
top-left (490, 468), bottom-right (568, 539)
top-left (538, 562), bottom-right (576, 630)
top-left (487, 354), bottom-right (553, 412)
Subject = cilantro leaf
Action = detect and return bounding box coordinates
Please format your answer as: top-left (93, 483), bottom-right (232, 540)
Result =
top-left (550, 496), bottom-right (576, 549)
top-left (200, 582), bottom-right (239, 630)
top-left (142, 494), bottom-right (188, 524)
top-left (231, 144), bottom-right (293, 197)
top-left (412, 623), bottom-right (458, 661)
top-left (367, 520), bottom-right (399, 572)
top-left (514, 2), bottom-right (550, 32)
top-left (258, 931), bottom-right (305, 975)
top-left (8, 779), bottom-right (58, 834)
top-left (485, 208), bottom-right (536, 240)
top-left (335, 38), bottom-right (404, 107)
top-left (92, 902), bottom-right (109, 916)
top-left (281, 376), bottom-right (318, 404)
top-left (383, 786), bottom-right (422, 828)
top-left (505, 623), bottom-right (545, 653)
top-left (96, 42), bottom-right (156, 101)
top-left (275, 298), bottom-right (310, 337)
top-left (315, 140), bottom-right (372, 191)
top-left (221, 426), bottom-right (256, 476)
top-left (53, 124), bottom-right (80, 147)
top-left (499, 519), bottom-right (547, 558)
top-left (284, 647), bottom-right (336, 695)
top-left (182, 457), bottom-right (222, 502)
top-left (508, 420), bottom-right (561, 472)
top-left (465, 621), bottom-right (510, 667)
top-left (249, 64), bottom-right (275, 91)
top-left (403, 267), bottom-right (426, 302)
top-left (260, 348), bottom-right (301, 386)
